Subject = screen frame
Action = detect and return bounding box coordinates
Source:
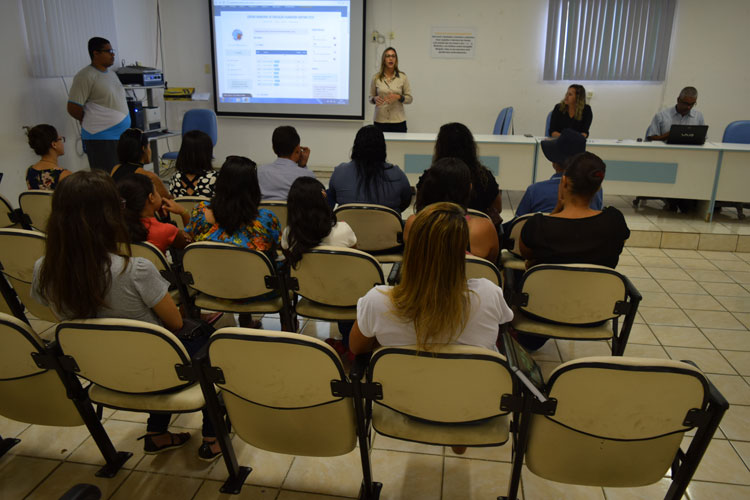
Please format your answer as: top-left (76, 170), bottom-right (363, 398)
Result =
top-left (207, 0), bottom-right (366, 120)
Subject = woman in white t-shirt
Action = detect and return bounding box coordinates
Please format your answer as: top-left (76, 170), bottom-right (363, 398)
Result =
top-left (282, 176), bottom-right (357, 350)
top-left (350, 201), bottom-right (512, 352)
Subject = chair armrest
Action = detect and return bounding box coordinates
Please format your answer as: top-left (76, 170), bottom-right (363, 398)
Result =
top-left (681, 359), bottom-right (730, 411)
top-left (622, 274), bottom-right (643, 304)
top-left (349, 353), bottom-right (372, 382)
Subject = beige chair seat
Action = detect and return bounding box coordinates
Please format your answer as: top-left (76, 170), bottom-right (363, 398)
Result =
top-left (89, 382), bottom-right (206, 413)
top-left (193, 293), bottom-right (284, 314)
top-left (512, 310), bottom-right (613, 340)
top-left (373, 404), bottom-right (509, 447)
top-left (294, 298), bottom-right (356, 321)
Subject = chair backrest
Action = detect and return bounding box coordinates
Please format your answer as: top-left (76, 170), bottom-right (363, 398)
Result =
top-left (518, 264), bottom-right (628, 325)
top-left (0, 194), bottom-right (17, 228)
top-left (181, 109), bottom-right (218, 146)
top-left (170, 196), bottom-right (209, 229)
top-left (500, 107), bottom-right (514, 135)
top-left (334, 203), bottom-right (403, 252)
top-left (505, 213), bottom-right (535, 257)
top-left (259, 200), bottom-right (288, 229)
top-left (56, 318), bottom-right (192, 393)
top-left (18, 190), bottom-right (53, 231)
top-left (182, 242), bottom-right (277, 300)
top-left (492, 107), bottom-right (509, 134)
top-left (722, 120), bottom-right (750, 144)
top-left (369, 344), bottom-right (514, 423)
top-left (545, 110), bottom-right (553, 137)
top-left (466, 255), bottom-right (502, 286)
top-left (0, 313), bottom-right (83, 426)
top-left (290, 246), bottom-right (384, 307)
top-left (208, 327), bottom-right (356, 456)
top-left (0, 228), bottom-right (57, 322)
top-left (526, 356), bottom-right (709, 487)
top-left (467, 208), bottom-right (491, 221)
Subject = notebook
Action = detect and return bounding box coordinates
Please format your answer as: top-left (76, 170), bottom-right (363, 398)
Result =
top-left (666, 124), bottom-right (708, 145)
top-left (501, 330), bottom-right (547, 401)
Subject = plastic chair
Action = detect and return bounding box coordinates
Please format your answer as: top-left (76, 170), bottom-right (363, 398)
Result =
top-left (510, 356), bottom-right (728, 500)
top-left (162, 109), bottom-right (219, 161)
top-left (0, 194), bottom-right (22, 228)
top-left (713, 120), bottom-right (750, 218)
top-left (0, 313), bottom-right (131, 476)
top-left (545, 111), bottom-right (552, 137)
top-left (334, 203), bottom-right (404, 263)
top-left (364, 344), bottom-right (521, 499)
top-left (493, 107), bottom-right (514, 135)
top-left (259, 200), bottom-right (288, 229)
top-left (466, 255), bottom-right (502, 287)
top-left (201, 327), bottom-right (381, 498)
top-left (18, 190), bottom-right (53, 231)
top-left (181, 242), bottom-right (294, 330)
top-left (170, 196), bottom-right (209, 229)
top-left (499, 213), bottom-right (536, 272)
top-left (0, 228), bottom-right (58, 323)
top-left (287, 246), bottom-right (384, 322)
top-left (506, 263), bottom-right (642, 356)
top-left (128, 241), bottom-right (195, 313)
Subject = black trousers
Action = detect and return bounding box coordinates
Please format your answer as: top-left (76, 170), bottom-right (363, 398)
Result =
top-left (374, 121), bottom-right (407, 133)
top-left (83, 139), bottom-right (120, 174)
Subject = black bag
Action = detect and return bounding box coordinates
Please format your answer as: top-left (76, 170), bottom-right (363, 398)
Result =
top-left (174, 318), bottom-right (215, 341)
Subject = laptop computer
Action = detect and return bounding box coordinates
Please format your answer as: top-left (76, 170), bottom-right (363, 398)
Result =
top-left (501, 330), bottom-right (548, 401)
top-left (666, 124), bottom-right (708, 145)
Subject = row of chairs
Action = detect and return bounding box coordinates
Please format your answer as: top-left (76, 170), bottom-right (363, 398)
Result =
top-left (0, 312), bottom-right (729, 499)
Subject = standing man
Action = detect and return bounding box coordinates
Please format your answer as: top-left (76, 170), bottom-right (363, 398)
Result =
top-left (257, 126), bottom-right (315, 200)
top-left (646, 86), bottom-right (704, 142)
top-left (67, 37), bottom-right (130, 173)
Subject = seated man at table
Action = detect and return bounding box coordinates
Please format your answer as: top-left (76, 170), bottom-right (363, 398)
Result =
top-left (646, 86), bottom-right (705, 142)
top-left (643, 86), bottom-right (705, 212)
top-left (257, 126), bottom-right (315, 200)
top-left (514, 128), bottom-right (601, 217)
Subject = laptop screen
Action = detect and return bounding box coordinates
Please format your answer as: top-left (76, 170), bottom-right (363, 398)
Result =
top-left (667, 124), bottom-right (708, 145)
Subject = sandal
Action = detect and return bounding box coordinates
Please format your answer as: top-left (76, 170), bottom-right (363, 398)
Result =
top-left (138, 431), bottom-right (191, 454)
top-left (198, 440), bottom-right (223, 462)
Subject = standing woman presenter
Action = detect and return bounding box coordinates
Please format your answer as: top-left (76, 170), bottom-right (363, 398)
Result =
top-left (369, 47), bottom-right (412, 133)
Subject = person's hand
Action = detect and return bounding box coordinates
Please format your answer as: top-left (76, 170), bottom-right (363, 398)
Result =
top-left (374, 95), bottom-right (386, 106)
top-left (162, 198), bottom-right (187, 215)
top-left (384, 93), bottom-right (401, 104)
top-left (298, 146), bottom-right (310, 167)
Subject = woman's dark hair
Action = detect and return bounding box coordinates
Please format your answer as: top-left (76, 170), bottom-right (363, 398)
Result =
top-left (433, 122), bottom-right (487, 193)
top-left (563, 152), bottom-right (606, 198)
top-left (175, 130), bottom-right (214, 175)
top-left (116, 174), bottom-right (154, 243)
top-left (211, 155), bottom-right (260, 234)
top-left (38, 170), bottom-right (130, 318)
top-left (351, 125), bottom-right (387, 200)
top-left (285, 177), bottom-right (336, 267)
top-left (415, 158), bottom-right (472, 211)
top-left (24, 124), bottom-right (58, 156)
top-left (117, 128), bottom-right (148, 164)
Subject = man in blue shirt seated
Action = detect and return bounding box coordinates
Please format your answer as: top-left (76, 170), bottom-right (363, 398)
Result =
top-left (514, 128), bottom-right (602, 217)
top-left (646, 86), bottom-right (704, 142)
top-left (257, 126), bottom-right (315, 200)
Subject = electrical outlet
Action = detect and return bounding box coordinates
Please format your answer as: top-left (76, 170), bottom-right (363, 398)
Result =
top-left (389, 31), bottom-right (395, 40)
top-left (371, 30), bottom-right (379, 42)
top-left (587, 91), bottom-right (593, 101)
top-left (205, 64), bottom-right (211, 74)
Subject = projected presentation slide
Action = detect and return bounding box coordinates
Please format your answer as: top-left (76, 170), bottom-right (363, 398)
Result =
top-left (210, 0), bottom-right (364, 119)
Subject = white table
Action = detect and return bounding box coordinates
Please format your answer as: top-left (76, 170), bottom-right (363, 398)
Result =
top-left (710, 142), bottom-right (750, 209)
top-left (384, 133), bottom-right (538, 190)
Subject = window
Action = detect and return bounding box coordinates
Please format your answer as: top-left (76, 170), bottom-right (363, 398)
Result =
top-left (543, 0), bottom-right (676, 81)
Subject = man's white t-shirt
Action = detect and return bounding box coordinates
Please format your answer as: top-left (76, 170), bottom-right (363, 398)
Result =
top-left (357, 278), bottom-right (513, 352)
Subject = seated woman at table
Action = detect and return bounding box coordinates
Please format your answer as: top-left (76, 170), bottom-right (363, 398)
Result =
top-left (425, 122), bottom-right (502, 224)
top-left (406, 158), bottom-right (499, 263)
top-left (327, 125), bottom-right (412, 213)
top-left (24, 124), bottom-right (72, 190)
top-left (549, 84), bottom-right (593, 138)
top-left (517, 152), bottom-right (630, 351)
top-left (168, 130), bottom-right (218, 198)
top-left (111, 128), bottom-right (171, 199)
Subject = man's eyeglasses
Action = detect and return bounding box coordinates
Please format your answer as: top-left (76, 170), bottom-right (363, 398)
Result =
top-left (56, 136), bottom-right (66, 143)
top-left (678, 99), bottom-right (697, 108)
top-left (96, 49), bottom-right (115, 54)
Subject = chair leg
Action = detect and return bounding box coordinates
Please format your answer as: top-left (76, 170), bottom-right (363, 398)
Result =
top-left (352, 376), bottom-right (382, 499)
top-left (501, 403), bottom-right (531, 500)
top-left (0, 434), bottom-right (20, 458)
top-left (0, 275), bottom-right (29, 324)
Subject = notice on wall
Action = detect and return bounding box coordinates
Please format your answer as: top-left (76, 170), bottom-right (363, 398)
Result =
top-left (431, 27), bottom-right (476, 59)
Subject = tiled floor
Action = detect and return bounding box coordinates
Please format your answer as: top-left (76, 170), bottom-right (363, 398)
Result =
top-left (5, 246), bottom-right (750, 499)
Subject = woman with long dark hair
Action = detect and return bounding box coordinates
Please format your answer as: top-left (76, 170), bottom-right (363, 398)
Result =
top-left (31, 170), bottom-right (221, 460)
top-left (327, 125), bottom-right (411, 212)
top-left (117, 173), bottom-right (192, 253)
top-left (24, 124), bottom-right (72, 190)
top-left (186, 155), bottom-right (280, 251)
top-left (369, 47), bottom-right (412, 133)
top-left (168, 130), bottom-right (217, 197)
top-left (549, 84), bottom-right (592, 138)
top-left (427, 122), bottom-right (503, 224)
top-left (110, 128), bottom-right (171, 199)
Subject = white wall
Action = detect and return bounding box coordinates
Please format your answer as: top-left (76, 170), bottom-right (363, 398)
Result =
top-left (2, 0), bottom-right (749, 204)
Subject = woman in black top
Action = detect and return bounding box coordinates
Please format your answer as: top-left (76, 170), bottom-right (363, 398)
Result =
top-left (520, 152), bottom-right (629, 269)
top-left (110, 128), bottom-right (171, 200)
top-left (549, 84), bottom-right (593, 138)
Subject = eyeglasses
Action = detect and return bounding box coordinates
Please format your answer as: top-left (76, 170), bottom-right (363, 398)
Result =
top-left (56, 136), bottom-right (66, 143)
top-left (96, 49), bottom-right (115, 54)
